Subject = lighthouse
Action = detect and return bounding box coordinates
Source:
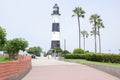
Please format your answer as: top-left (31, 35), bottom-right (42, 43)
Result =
top-left (51, 4), bottom-right (61, 49)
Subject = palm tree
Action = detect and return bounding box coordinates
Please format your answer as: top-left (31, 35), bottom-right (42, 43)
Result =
top-left (72, 7), bottom-right (85, 48)
top-left (89, 14), bottom-right (100, 53)
top-left (90, 30), bottom-right (99, 53)
top-left (97, 19), bottom-right (104, 53)
top-left (81, 30), bottom-right (89, 53)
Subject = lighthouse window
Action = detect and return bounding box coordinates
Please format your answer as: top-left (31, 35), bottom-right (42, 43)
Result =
top-left (51, 41), bottom-right (60, 48)
top-left (52, 23), bottom-right (60, 31)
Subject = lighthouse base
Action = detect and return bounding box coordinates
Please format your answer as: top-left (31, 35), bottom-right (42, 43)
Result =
top-left (51, 40), bottom-right (60, 49)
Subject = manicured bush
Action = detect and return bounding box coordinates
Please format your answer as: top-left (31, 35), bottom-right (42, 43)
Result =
top-left (64, 52), bottom-right (120, 63)
top-left (102, 54), bottom-right (111, 62)
top-left (73, 48), bottom-right (84, 54)
top-left (62, 50), bottom-right (70, 57)
top-left (89, 54), bottom-right (103, 62)
top-left (86, 53), bottom-right (120, 63)
top-left (85, 50), bottom-right (89, 53)
top-left (106, 54), bottom-right (120, 63)
top-left (64, 54), bottom-right (86, 59)
top-left (84, 52), bottom-right (94, 60)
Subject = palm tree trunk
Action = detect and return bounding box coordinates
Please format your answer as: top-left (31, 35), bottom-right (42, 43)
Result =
top-left (94, 22), bottom-right (97, 53)
top-left (77, 16), bottom-right (81, 49)
top-left (84, 37), bottom-right (85, 53)
top-left (98, 28), bottom-right (101, 53)
top-left (94, 34), bottom-right (97, 53)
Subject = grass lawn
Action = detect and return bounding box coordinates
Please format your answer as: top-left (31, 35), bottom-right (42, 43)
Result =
top-left (0, 56), bottom-right (9, 63)
top-left (64, 59), bottom-right (120, 67)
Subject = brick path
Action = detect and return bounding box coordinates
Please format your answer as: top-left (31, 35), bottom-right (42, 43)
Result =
top-left (22, 57), bottom-right (120, 80)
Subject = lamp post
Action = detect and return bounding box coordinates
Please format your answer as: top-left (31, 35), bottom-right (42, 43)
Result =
top-left (64, 39), bottom-right (66, 50)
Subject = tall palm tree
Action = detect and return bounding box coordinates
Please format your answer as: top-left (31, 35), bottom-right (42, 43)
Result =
top-left (72, 7), bottom-right (85, 48)
top-left (90, 30), bottom-right (99, 53)
top-left (97, 19), bottom-right (104, 53)
top-left (81, 30), bottom-right (89, 53)
top-left (89, 14), bottom-right (100, 53)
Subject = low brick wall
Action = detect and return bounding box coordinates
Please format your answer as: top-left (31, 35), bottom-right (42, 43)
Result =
top-left (0, 56), bottom-right (31, 80)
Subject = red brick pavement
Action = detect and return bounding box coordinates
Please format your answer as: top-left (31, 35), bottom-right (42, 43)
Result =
top-left (22, 64), bottom-right (120, 80)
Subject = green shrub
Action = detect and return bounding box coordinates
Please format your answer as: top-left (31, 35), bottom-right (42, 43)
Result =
top-left (64, 54), bottom-right (86, 59)
top-left (84, 53), bottom-right (94, 60)
top-left (64, 54), bottom-right (72, 59)
top-left (88, 53), bottom-right (120, 63)
top-left (85, 50), bottom-right (89, 53)
top-left (108, 54), bottom-right (120, 63)
top-left (64, 52), bottom-right (120, 63)
top-left (62, 50), bottom-right (70, 57)
top-left (102, 54), bottom-right (111, 62)
top-left (73, 48), bottom-right (84, 54)
top-left (89, 54), bottom-right (103, 62)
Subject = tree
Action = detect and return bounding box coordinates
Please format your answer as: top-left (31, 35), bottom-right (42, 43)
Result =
top-left (81, 30), bottom-right (89, 53)
top-left (89, 14), bottom-right (100, 53)
top-left (90, 30), bottom-right (99, 53)
top-left (20, 39), bottom-right (28, 52)
top-left (72, 7), bottom-right (85, 48)
top-left (0, 27), bottom-right (7, 50)
top-left (27, 46), bottom-right (42, 56)
top-left (4, 38), bottom-right (28, 60)
top-left (97, 18), bottom-right (104, 53)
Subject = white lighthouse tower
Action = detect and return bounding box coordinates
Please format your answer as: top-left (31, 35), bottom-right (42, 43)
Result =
top-left (51, 4), bottom-right (61, 49)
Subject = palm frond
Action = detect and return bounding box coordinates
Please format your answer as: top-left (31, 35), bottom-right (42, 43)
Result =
top-left (81, 15), bottom-right (84, 18)
top-left (90, 30), bottom-right (98, 36)
top-left (72, 7), bottom-right (85, 18)
top-left (72, 14), bottom-right (75, 17)
top-left (81, 30), bottom-right (89, 38)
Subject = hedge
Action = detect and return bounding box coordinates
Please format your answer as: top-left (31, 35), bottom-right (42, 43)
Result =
top-left (73, 48), bottom-right (84, 54)
top-left (64, 53), bottom-right (93, 59)
top-left (64, 54), bottom-right (85, 59)
top-left (64, 53), bottom-right (120, 63)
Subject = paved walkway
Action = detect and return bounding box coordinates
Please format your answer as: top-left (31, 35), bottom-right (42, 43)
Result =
top-left (22, 57), bottom-right (120, 80)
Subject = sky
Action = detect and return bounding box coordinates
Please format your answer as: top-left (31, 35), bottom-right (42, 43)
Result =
top-left (0, 0), bottom-right (120, 53)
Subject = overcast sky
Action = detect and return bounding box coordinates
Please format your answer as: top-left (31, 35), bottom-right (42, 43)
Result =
top-left (0, 0), bottom-right (120, 53)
